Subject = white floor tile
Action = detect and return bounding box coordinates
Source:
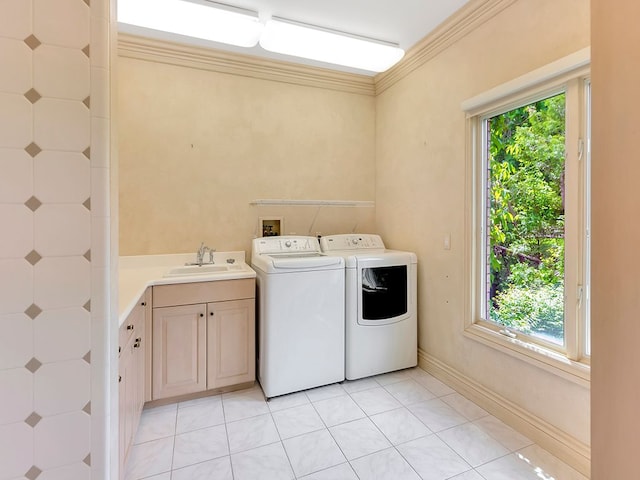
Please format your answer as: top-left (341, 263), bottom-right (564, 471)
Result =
top-left (226, 413), bottom-right (280, 454)
top-left (437, 422), bottom-right (509, 467)
top-left (408, 398), bottom-right (468, 432)
top-left (176, 396), bottom-right (225, 434)
top-left (350, 447), bottom-right (421, 480)
top-left (231, 442), bottom-right (295, 480)
top-left (476, 444), bottom-right (589, 480)
top-left (372, 369), bottom-right (412, 386)
top-left (134, 408), bottom-right (177, 444)
top-left (172, 424), bottom-right (229, 470)
top-left (369, 407), bottom-right (431, 445)
top-left (267, 390), bottom-right (310, 412)
top-left (449, 471), bottom-right (486, 480)
top-left (299, 462), bottom-right (358, 479)
top-left (473, 415), bottom-right (533, 452)
top-left (125, 436), bottom-right (174, 480)
top-left (341, 377), bottom-right (380, 394)
top-left (412, 372), bottom-right (456, 397)
top-left (305, 383), bottom-right (346, 403)
top-left (313, 394), bottom-right (366, 427)
top-left (329, 418), bottom-right (390, 460)
top-left (178, 393), bottom-right (221, 409)
top-left (124, 376), bottom-right (583, 480)
top-left (441, 393), bottom-right (489, 421)
top-left (283, 429), bottom-right (346, 477)
top-left (350, 387), bottom-right (402, 416)
top-left (383, 378), bottom-right (436, 406)
top-left (397, 435), bottom-right (472, 480)
top-left (272, 403), bottom-right (325, 439)
top-left (171, 456), bottom-right (233, 480)
top-left (222, 387), bottom-right (269, 422)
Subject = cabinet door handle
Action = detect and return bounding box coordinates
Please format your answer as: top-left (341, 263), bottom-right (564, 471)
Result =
top-left (141, 301), bottom-right (146, 306)
top-left (135, 337), bottom-right (141, 343)
top-left (210, 311), bottom-right (214, 316)
top-left (127, 325), bottom-right (134, 330)
top-left (118, 375), bottom-right (122, 383)
top-left (134, 342), bottom-right (140, 348)
top-left (199, 313), bottom-right (204, 317)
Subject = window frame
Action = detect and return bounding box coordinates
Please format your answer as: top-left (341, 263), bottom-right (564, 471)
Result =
top-left (463, 50), bottom-right (591, 384)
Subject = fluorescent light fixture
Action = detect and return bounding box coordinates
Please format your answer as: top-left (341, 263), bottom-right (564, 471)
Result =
top-left (117, 0), bottom-right (262, 48)
top-left (259, 18), bottom-right (405, 73)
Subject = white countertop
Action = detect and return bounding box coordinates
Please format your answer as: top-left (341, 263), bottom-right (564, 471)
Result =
top-left (118, 251), bottom-right (256, 326)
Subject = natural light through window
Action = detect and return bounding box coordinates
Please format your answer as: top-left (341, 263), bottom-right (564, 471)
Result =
top-left (464, 50), bottom-right (591, 370)
top-left (485, 93), bottom-right (567, 345)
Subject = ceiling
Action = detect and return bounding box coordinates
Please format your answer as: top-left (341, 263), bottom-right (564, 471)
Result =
top-left (118, 0), bottom-right (471, 76)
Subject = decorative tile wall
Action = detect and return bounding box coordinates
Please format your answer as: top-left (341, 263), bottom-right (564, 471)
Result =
top-left (0, 0), bottom-right (110, 478)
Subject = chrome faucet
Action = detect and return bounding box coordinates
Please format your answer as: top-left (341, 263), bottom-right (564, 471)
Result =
top-left (189, 242), bottom-right (216, 266)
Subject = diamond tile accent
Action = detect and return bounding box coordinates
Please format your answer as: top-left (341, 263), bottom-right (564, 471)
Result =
top-left (83, 402), bottom-right (91, 415)
top-left (25, 196), bottom-right (42, 212)
top-left (25, 465), bottom-right (42, 480)
top-left (25, 304), bottom-right (43, 320)
top-left (83, 250), bottom-right (91, 261)
top-left (82, 147), bottom-right (90, 159)
top-left (25, 357), bottom-right (42, 373)
top-left (25, 412), bottom-right (42, 427)
top-left (25, 142), bottom-right (42, 158)
top-left (24, 88), bottom-right (42, 104)
top-left (24, 35), bottom-right (42, 50)
top-left (82, 45), bottom-right (90, 58)
top-left (83, 351), bottom-right (91, 364)
top-left (83, 96), bottom-right (90, 109)
top-left (83, 454), bottom-right (91, 466)
top-left (82, 198), bottom-right (91, 211)
top-left (83, 300), bottom-right (91, 312)
top-left (25, 250), bottom-right (42, 266)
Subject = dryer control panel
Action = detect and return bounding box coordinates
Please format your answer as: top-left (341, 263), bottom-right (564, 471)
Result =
top-left (254, 236), bottom-right (321, 255)
top-left (320, 234), bottom-right (386, 251)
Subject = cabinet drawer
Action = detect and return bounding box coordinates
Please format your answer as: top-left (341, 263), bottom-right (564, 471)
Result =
top-left (119, 296), bottom-right (146, 353)
top-left (153, 278), bottom-right (255, 307)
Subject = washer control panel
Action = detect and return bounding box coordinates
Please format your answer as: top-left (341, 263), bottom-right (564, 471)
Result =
top-left (254, 236), bottom-right (321, 255)
top-left (320, 234), bottom-right (385, 251)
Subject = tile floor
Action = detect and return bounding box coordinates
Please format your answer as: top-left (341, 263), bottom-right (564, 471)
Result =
top-left (125, 367), bottom-right (587, 480)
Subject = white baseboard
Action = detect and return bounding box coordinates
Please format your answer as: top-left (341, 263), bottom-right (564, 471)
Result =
top-left (418, 348), bottom-right (591, 478)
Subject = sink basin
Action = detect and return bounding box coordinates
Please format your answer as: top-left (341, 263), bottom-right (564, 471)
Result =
top-left (164, 264), bottom-right (232, 277)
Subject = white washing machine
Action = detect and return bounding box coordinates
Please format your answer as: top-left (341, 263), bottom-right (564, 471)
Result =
top-left (320, 234), bottom-right (417, 380)
top-left (251, 236), bottom-right (345, 398)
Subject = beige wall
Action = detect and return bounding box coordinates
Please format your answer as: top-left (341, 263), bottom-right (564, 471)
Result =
top-left (591, 0), bottom-right (640, 477)
top-left (375, 0), bottom-right (590, 465)
top-left (117, 57), bottom-right (375, 256)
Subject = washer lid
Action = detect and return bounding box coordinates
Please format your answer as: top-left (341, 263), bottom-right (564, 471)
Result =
top-left (269, 254), bottom-right (343, 270)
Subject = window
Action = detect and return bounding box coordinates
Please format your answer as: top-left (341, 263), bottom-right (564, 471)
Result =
top-left (464, 51), bottom-right (590, 373)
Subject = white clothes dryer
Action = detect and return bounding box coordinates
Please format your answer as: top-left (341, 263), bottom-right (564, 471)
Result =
top-left (320, 234), bottom-right (417, 380)
top-left (251, 236), bottom-right (345, 398)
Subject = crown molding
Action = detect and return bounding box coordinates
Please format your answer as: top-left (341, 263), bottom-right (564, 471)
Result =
top-left (117, 33), bottom-right (376, 96)
top-left (374, 0), bottom-right (518, 95)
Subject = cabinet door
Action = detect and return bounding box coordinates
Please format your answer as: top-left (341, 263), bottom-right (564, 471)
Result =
top-left (153, 304), bottom-right (207, 399)
top-left (118, 341), bottom-right (135, 479)
top-left (207, 299), bottom-right (255, 389)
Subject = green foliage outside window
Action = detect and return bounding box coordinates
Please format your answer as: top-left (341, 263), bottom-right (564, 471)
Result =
top-left (487, 93), bottom-right (566, 344)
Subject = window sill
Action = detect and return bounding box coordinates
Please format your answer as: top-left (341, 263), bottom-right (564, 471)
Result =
top-left (464, 323), bottom-right (590, 388)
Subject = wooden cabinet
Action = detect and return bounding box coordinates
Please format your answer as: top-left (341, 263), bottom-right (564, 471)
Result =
top-left (207, 298), bottom-right (255, 389)
top-left (151, 278), bottom-right (255, 401)
top-left (119, 288), bottom-right (149, 479)
top-left (152, 303), bottom-right (207, 399)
